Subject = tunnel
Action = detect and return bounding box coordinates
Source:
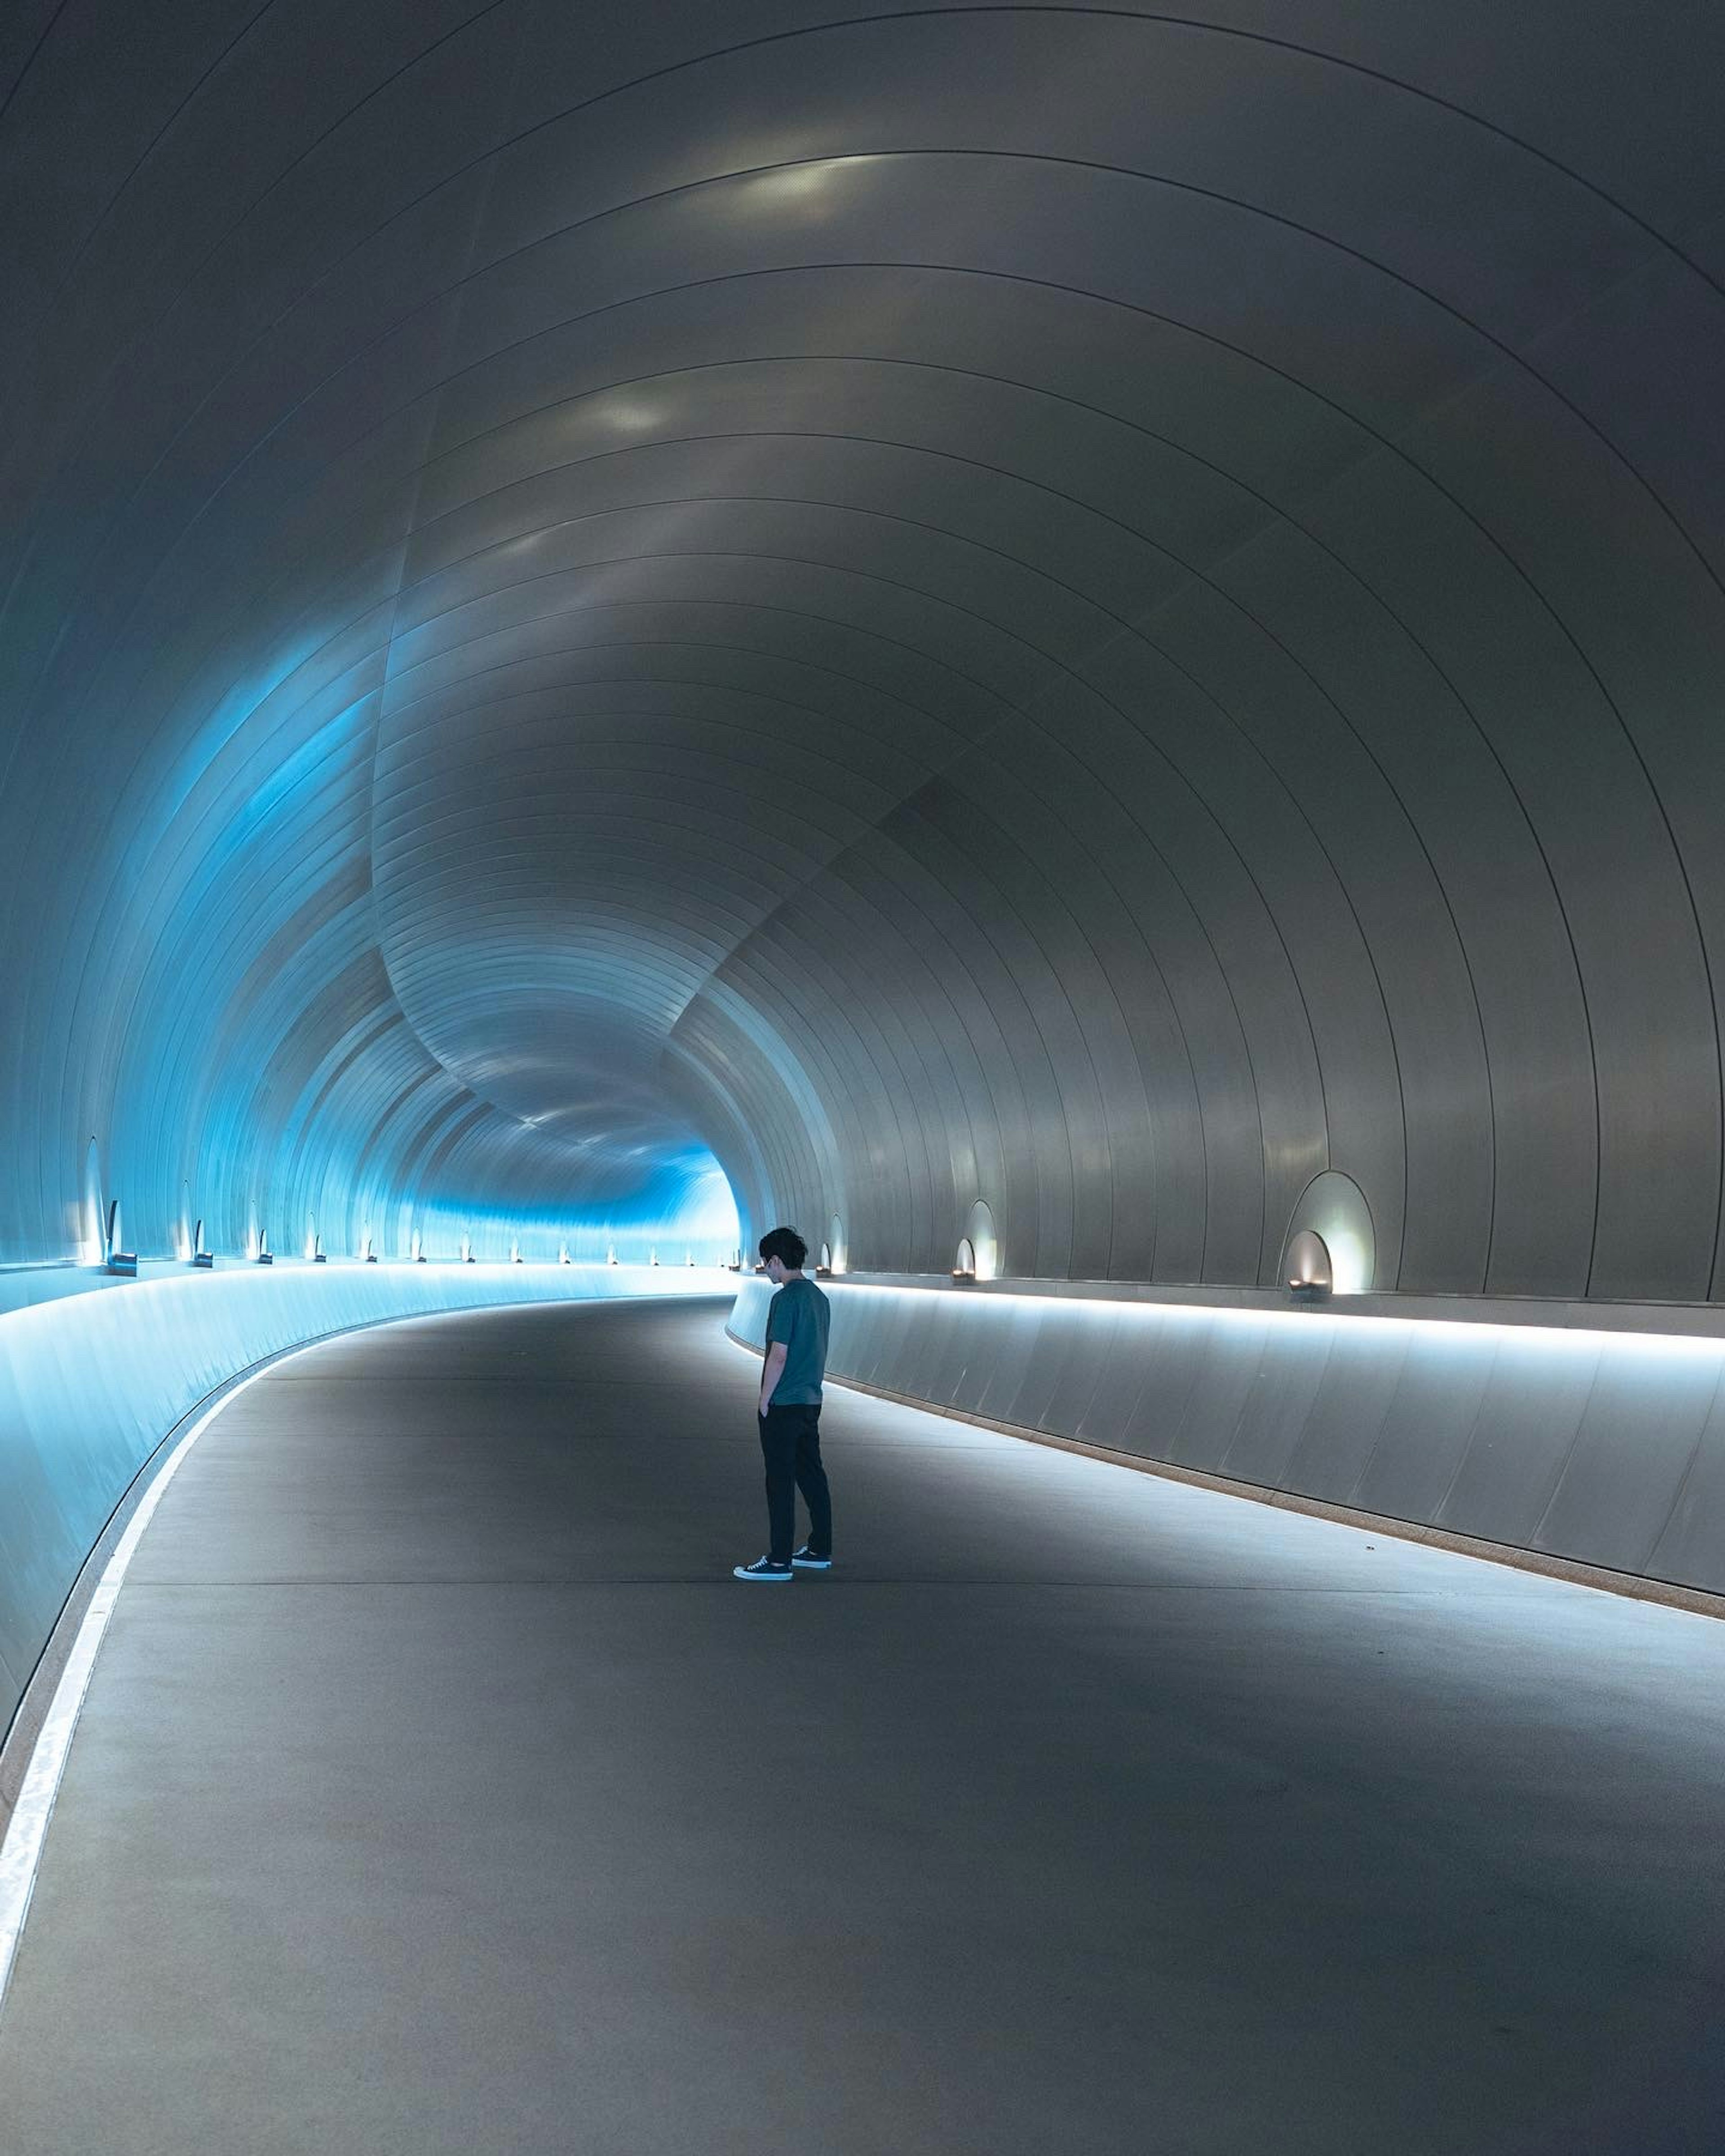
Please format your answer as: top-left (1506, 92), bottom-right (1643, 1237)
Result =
top-left (1, 5), bottom-right (1723, 2149)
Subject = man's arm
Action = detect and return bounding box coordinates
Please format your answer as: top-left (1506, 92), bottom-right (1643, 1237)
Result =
top-left (759, 1340), bottom-right (788, 1416)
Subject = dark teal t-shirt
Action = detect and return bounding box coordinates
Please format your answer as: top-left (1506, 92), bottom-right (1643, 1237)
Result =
top-left (765, 1277), bottom-right (831, 1406)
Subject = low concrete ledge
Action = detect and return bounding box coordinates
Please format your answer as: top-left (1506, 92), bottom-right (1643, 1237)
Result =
top-left (0, 1265), bottom-right (719, 1763)
top-left (731, 1278), bottom-right (1725, 1604)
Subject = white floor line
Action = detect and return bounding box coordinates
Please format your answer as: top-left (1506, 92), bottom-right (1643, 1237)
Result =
top-left (0, 1355), bottom-right (295, 2024)
top-left (0, 1294), bottom-right (727, 2024)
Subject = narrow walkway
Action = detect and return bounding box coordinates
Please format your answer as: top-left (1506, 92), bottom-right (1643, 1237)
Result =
top-left (1, 1299), bottom-right (1722, 2154)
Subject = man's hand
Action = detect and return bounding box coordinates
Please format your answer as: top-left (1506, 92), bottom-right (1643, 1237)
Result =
top-left (759, 1339), bottom-right (789, 1416)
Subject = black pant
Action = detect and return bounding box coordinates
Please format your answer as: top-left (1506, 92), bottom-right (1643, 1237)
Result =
top-left (757, 1403), bottom-right (832, 1565)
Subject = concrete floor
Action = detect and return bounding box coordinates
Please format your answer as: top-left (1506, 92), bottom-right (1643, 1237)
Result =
top-left (0, 1297), bottom-right (1722, 2155)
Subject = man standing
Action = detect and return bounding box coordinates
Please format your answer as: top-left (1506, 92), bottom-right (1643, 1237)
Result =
top-left (734, 1226), bottom-right (833, 1582)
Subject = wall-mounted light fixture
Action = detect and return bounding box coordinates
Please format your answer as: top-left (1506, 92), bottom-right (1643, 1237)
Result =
top-left (559, 1243), bottom-right (571, 1265)
top-left (961, 1202), bottom-right (998, 1282)
top-left (192, 1217), bottom-right (213, 1269)
top-left (1281, 1173), bottom-right (1373, 1296)
top-left (951, 1235), bottom-right (977, 1285)
top-left (105, 1197), bottom-right (137, 1276)
top-left (1286, 1228), bottom-right (1332, 1304)
top-left (256, 1228), bottom-right (273, 1267)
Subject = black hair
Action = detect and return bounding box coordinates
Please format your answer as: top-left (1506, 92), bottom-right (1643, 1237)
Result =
top-left (758, 1225), bottom-right (808, 1270)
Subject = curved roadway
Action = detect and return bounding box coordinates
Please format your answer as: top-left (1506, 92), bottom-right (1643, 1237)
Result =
top-left (0, 1299), bottom-right (1721, 2154)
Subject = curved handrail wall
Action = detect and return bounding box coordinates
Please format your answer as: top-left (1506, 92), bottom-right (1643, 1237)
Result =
top-left (730, 1281), bottom-right (1725, 1599)
top-left (0, 1267), bottom-right (721, 1752)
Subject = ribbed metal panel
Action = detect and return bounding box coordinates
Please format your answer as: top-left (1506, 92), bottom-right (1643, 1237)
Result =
top-left (730, 1281), bottom-right (1725, 1596)
top-left (0, 3), bottom-right (1720, 1306)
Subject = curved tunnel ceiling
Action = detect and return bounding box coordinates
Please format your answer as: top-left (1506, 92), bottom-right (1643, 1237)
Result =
top-left (2, 4), bottom-right (1723, 1286)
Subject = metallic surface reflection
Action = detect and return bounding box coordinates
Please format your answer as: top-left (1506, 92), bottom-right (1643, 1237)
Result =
top-left (0, 10), bottom-right (1721, 1294)
top-left (731, 1279), bottom-right (1725, 1600)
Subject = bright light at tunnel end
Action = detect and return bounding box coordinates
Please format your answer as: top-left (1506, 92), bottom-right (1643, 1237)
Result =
top-left (380, 1155), bottom-right (740, 1270)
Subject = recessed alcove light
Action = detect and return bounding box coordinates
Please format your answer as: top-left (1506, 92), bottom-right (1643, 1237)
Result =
top-left (1281, 1172), bottom-right (1373, 1296)
top-left (104, 1197), bottom-right (137, 1276)
top-left (964, 1201), bottom-right (999, 1281)
top-left (1287, 1228), bottom-right (1332, 1303)
top-left (953, 1236), bottom-right (977, 1284)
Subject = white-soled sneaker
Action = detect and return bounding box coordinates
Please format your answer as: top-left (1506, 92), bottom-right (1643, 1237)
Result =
top-left (790, 1546), bottom-right (832, 1570)
top-left (733, 1556), bottom-right (794, 1582)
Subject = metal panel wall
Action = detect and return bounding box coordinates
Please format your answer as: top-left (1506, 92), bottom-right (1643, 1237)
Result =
top-left (729, 1282), bottom-right (1725, 1596)
top-left (1, 6), bottom-right (1723, 1335)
